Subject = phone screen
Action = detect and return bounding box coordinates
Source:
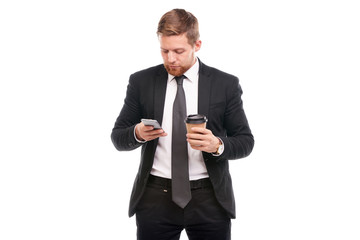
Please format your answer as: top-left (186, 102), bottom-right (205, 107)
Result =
top-left (141, 119), bottom-right (162, 129)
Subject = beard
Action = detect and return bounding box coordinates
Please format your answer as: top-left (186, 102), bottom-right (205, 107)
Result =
top-left (164, 64), bottom-right (189, 77)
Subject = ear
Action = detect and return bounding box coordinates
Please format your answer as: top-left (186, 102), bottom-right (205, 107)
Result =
top-left (194, 40), bottom-right (202, 52)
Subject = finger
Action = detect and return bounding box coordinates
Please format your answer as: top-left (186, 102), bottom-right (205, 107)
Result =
top-left (147, 129), bottom-right (165, 136)
top-left (142, 125), bottom-right (155, 132)
top-left (186, 133), bottom-right (206, 140)
top-left (189, 143), bottom-right (210, 152)
top-left (186, 134), bottom-right (203, 140)
top-left (190, 127), bottom-right (210, 134)
top-left (187, 139), bottom-right (207, 147)
top-left (143, 130), bottom-right (167, 141)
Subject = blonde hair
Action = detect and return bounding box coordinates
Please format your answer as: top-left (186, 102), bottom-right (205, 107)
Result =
top-left (157, 9), bottom-right (200, 46)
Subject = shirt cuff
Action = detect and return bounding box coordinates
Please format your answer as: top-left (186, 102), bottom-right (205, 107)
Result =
top-left (211, 137), bottom-right (224, 156)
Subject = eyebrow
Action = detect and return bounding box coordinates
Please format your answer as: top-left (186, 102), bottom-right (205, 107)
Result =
top-left (161, 48), bottom-right (185, 52)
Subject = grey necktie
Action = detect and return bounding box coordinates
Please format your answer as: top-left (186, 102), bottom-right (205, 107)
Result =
top-left (171, 75), bottom-right (191, 208)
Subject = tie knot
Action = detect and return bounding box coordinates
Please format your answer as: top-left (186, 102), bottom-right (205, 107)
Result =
top-left (175, 75), bottom-right (185, 85)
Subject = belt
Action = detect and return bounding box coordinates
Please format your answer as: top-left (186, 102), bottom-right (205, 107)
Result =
top-left (148, 174), bottom-right (212, 190)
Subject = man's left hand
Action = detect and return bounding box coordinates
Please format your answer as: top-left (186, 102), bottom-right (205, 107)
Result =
top-left (186, 127), bottom-right (220, 153)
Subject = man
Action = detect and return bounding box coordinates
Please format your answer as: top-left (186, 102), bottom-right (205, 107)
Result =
top-left (111, 9), bottom-right (254, 240)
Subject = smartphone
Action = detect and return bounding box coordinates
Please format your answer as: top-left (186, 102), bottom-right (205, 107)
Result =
top-left (141, 119), bottom-right (162, 129)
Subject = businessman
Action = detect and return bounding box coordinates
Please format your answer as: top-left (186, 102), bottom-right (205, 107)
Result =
top-left (111, 9), bottom-right (254, 240)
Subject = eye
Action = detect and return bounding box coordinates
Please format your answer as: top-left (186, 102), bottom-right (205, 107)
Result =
top-left (175, 50), bottom-right (185, 54)
top-left (161, 49), bottom-right (169, 54)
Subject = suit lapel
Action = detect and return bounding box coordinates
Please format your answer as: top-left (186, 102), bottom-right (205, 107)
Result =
top-left (198, 60), bottom-right (211, 118)
top-left (154, 65), bottom-right (168, 125)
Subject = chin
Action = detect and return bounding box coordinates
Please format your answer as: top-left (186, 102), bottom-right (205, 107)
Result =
top-left (164, 65), bottom-right (186, 76)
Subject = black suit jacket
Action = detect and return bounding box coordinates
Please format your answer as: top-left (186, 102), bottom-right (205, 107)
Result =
top-left (111, 59), bottom-right (254, 218)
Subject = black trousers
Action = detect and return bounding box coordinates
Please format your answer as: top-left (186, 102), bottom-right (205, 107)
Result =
top-left (136, 175), bottom-right (231, 240)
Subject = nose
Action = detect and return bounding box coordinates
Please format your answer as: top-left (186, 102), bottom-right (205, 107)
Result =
top-left (168, 51), bottom-right (175, 63)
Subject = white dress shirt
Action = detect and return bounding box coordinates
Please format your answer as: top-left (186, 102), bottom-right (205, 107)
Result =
top-left (151, 59), bottom-right (209, 180)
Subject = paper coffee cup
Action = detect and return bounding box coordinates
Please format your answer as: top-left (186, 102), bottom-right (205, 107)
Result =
top-left (185, 114), bottom-right (208, 133)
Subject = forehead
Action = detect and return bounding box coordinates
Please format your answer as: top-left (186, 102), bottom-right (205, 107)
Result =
top-left (159, 34), bottom-right (192, 49)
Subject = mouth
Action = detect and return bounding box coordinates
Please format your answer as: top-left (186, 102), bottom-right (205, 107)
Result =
top-left (164, 64), bottom-right (183, 76)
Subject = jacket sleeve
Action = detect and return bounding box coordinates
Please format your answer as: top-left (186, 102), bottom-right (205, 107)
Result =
top-left (204, 77), bottom-right (254, 161)
top-left (111, 75), bottom-right (144, 151)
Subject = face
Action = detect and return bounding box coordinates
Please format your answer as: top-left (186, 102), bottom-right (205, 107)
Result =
top-left (159, 33), bottom-right (201, 76)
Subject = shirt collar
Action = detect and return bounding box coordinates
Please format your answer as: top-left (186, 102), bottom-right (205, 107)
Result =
top-left (168, 58), bottom-right (199, 83)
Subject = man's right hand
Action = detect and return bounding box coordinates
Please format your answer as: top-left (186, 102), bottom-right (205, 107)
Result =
top-left (135, 122), bottom-right (167, 142)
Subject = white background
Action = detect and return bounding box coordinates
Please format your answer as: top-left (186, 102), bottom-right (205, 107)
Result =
top-left (1, 0), bottom-right (359, 239)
